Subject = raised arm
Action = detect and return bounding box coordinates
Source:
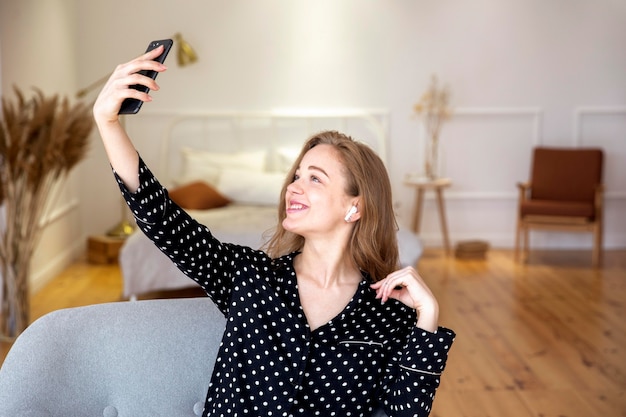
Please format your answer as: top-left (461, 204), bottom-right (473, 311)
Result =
top-left (92, 46), bottom-right (167, 191)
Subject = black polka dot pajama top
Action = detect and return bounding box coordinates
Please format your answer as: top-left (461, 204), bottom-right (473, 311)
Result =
top-left (115, 158), bottom-right (455, 417)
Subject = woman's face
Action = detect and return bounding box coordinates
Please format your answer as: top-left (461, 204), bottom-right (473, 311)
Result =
top-left (282, 144), bottom-right (355, 238)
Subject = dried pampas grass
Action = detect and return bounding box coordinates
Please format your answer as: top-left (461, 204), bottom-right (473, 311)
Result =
top-left (413, 75), bottom-right (452, 180)
top-left (0, 86), bottom-right (93, 340)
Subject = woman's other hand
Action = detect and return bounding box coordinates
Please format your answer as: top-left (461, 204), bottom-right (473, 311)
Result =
top-left (371, 266), bottom-right (439, 332)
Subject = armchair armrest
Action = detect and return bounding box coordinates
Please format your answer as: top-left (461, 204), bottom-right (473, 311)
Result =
top-left (516, 182), bottom-right (531, 203)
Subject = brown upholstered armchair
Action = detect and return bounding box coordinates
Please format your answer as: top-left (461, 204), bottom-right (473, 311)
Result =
top-left (515, 147), bottom-right (604, 267)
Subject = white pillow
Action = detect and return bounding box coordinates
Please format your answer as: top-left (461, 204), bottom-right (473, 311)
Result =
top-left (178, 147), bottom-right (267, 185)
top-left (276, 147), bottom-right (301, 173)
top-left (218, 168), bottom-right (285, 206)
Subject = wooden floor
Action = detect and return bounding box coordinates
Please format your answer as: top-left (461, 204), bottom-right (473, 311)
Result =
top-left (1, 248), bottom-right (625, 416)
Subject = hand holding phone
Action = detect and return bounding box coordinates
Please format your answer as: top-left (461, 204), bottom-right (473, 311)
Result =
top-left (119, 39), bottom-right (173, 115)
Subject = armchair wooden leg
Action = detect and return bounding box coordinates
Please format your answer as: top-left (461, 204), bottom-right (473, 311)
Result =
top-left (523, 227), bottom-right (530, 263)
top-left (592, 224), bottom-right (602, 268)
top-left (514, 221), bottom-right (522, 262)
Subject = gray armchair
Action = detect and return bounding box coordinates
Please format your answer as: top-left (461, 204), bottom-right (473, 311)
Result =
top-left (0, 298), bottom-right (223, 417)
top-left (0, 298), bottom-right (390, 417)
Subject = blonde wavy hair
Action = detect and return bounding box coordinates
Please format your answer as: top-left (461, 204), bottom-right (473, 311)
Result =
top-left (263, 130), bottom-right (399, 282)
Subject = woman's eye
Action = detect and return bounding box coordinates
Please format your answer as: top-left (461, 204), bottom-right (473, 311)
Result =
top-left (311, 175), bottom-right (321, 183)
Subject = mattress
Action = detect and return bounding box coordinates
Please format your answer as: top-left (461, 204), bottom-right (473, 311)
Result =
top-left (119, 204), bottom-right (423, 299)
top-left (120, 205), bottom-right (277, 298)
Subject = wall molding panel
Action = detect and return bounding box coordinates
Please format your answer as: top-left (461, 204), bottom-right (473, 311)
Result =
top-left (437, 106), bottom-right (543, 201)
top-left (39, 199), bottom-right (79, 228)
top-left (453, 106), bottom-right (544, 146)
top-left (574, 106), bottom-right (626, 145)
top-left (573, 106), bottom-right (626, 199)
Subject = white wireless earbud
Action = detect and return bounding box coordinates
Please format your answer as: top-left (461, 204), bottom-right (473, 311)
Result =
top-left (344, 205), bottom-right (358, 222)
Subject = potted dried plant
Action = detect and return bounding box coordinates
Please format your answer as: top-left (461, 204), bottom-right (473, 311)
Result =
top-left (0, 87), bottom-right (92, 340)
top-left (413, 75), bottom-right (452, 180)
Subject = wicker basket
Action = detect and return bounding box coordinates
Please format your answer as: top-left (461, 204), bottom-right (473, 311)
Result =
top-left (454, 240), bottom-right (489, 260)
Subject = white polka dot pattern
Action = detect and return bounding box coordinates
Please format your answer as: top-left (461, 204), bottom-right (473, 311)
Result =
top-left (114, 158), bottom-right (455, 417)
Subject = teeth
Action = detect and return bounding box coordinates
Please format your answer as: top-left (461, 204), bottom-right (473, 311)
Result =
top-left (289, 203), bottom-right (305, 210)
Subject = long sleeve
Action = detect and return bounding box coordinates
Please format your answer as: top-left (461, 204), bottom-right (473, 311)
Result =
top-left (113, 156), bottom-right (248, 314)
top-left (381, 325), bottom-right (455, 416)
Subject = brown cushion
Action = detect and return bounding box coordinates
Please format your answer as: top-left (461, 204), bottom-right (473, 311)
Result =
top-left (520, 200), bottom-right (595, 219)
top-left (168, 181), bottom-right (231, 210)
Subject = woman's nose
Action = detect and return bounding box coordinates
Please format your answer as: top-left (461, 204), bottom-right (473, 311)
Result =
top-left (287, 179), bottom-right (303, 194)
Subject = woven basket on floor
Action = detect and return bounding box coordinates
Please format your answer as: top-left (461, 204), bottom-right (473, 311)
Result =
top-left (454, 240), bottom-right (490, 259)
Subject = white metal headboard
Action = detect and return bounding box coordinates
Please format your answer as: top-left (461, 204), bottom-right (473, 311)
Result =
top-left (152, 109), bottom-right (389, 186)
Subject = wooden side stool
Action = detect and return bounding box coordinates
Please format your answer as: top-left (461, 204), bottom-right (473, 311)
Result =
top-left (87, 235), bottom-right (126, 264)
top-left (404, 176), bottom-right (452, 255)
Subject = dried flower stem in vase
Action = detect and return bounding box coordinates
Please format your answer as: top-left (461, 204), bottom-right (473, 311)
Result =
top-left (413, 75), bottom-right (452, 180)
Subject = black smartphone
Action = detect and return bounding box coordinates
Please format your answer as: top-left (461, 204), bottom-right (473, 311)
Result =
top-left (119, 38), bottom-right (173, 115)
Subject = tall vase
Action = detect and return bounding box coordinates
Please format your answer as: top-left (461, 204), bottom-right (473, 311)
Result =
top-left (0, 88), bottom-right (93, 341)
top-left (0, 261), bottom-right (30, 341)
top-left (424, 134), bottom-right (439, 181)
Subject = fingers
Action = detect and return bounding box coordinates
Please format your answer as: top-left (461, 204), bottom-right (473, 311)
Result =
top-left (371, 266), bottom-right (433, 308)
top-left (371, 267), bottom-right (440, 331)
top-left (130, 45), bottom-right (168, 76)
top-left (143, 44), bottom-right (165, 59)
top-left (93, 49), bottom-right (167, 124)
top-left (117, 50), bottom-right (167, 91)
top-left (371, 266), bottom-right (413, 304)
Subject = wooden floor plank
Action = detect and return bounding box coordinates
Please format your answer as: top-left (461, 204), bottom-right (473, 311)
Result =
top-left (420, 249), bottom-right (626, 415)
top-left (519, 389), bottom-right (601, 417)
top-left (432, 389), bottom-right (534, 417)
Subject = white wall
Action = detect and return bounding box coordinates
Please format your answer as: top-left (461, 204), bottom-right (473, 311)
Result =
top-left (2, 1), bottom-right (625, 288)
top-left (74, 0), bottom-right (626, 249)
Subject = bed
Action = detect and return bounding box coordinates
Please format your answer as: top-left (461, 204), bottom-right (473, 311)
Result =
top-left (119, 110), bottom-right (423, 300)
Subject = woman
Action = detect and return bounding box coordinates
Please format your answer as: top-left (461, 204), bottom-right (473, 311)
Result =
top-left (94, 45), bottom-right (455, 417)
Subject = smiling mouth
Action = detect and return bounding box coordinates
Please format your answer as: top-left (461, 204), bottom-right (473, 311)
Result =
top-left (287, 202), bottom-right (308, 212)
